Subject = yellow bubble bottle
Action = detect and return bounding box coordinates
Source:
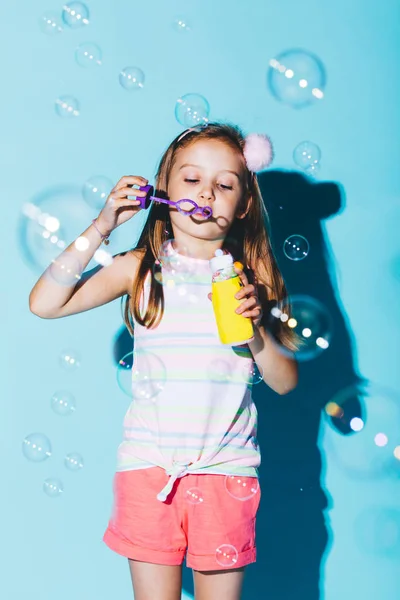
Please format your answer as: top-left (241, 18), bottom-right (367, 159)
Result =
top-left (210, 249), bottom-right (254, 346)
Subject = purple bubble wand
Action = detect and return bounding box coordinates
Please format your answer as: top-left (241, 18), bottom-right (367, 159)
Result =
top-left (135, 184), bottom-right (213, 219)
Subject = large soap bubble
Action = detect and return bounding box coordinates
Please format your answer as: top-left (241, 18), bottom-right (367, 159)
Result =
top-left (267, 49), bottom-right (326, 108)
top-left (268, 295), bottom-right (333, 361)
top-left (19, 184), bottom-right (119, 274)
top-left (62, 2), bottom-right (89, 28)
top-left (323, 382), bottom-right (400, 479)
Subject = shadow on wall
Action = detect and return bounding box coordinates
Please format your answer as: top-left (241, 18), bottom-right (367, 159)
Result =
top-left (113, 170), bottom-right (364, 600)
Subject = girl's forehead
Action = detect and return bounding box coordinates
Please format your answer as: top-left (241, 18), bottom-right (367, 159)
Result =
top-left (176, 139), bottom-right (245, 171)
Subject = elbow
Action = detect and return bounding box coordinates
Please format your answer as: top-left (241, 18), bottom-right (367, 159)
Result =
top-left (275, 362), bottom-right (299, 395)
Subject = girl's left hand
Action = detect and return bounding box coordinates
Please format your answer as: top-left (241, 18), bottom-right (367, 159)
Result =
top-left (207, 262), bottom-right (263, 329)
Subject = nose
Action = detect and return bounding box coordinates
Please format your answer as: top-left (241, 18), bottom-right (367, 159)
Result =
top-left (198, 186), bottom-right (214, 203)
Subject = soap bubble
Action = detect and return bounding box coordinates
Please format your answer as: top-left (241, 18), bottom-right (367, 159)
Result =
top-left (19, 185), bottom-right (118, 274)
top-left (22, 433), bottom-right (52, 462)
top-left (39, 11), bottom-right (63, 35)
top-left (82, 175), bottom-right (113, 210)
top-left (207, 359), bottom-right (233, 383)
top-left (43, 478), bottom-right (64, 498)
top-left (175, 93), bottom-right (210, 127)
top-left (215, 544), bottom-right (239, 567)
top-left (323, 382), bottom-right (400, 479)
top-left (75, 42), bottom-right (102, 68)
top-left (172, 17), bottom-right (191, 33)
top-left (59, 348), bottom-right (81, 371)
top-left (269, 295), bottom-right (333, 361)
top-left (224, 475), bottom-right (259, 501)
top-left (283, 235), bottom-right (310, 261)
top-left (64, 452), bottom-right (84, 471)
top-left (293, 141), bottom-right (321, 170)
top-left (48, 253), bottom-right (83, 286)
top-left (242, 362), bottom-right (264, 385)
top-left (154, 240), bottom-right (196, 284)
top-left (51, 391), bottom-right (76, 416)
top-left (55, 95), bottom-right (80, 118)
top-left (117, 350), bottom-right (167, 401)
top-left (62, 2), bottom-right (89, 28)
top-left (119, 66), bottom-right (145, 91)
top-left (185, 487), bottom-right (204, 504)
top-left (267, 48), bottom-right (326, 108)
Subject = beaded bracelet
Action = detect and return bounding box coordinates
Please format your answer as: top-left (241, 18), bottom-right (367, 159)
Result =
top-left (91, 219), bottom-right (110, 245)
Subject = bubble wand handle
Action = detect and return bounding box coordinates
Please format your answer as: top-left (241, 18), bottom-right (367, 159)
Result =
top-left (135, 184), bottom-right (213, 219)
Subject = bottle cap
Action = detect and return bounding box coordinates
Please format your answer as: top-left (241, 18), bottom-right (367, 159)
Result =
top-left (209, 249), bottom-right (233, 273)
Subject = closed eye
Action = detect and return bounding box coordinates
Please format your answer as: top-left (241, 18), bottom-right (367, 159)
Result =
top-left (184, 179), bottom-right (232, 190)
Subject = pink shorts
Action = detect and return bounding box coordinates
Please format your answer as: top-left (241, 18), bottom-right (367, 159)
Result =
top-left (103, 466), bottom-right (261, 571)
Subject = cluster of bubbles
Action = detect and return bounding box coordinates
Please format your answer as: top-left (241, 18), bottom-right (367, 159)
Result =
top-left (22, 348), bottom-right (84, 498)
top-left (39, 3), bottom-right (209, 126)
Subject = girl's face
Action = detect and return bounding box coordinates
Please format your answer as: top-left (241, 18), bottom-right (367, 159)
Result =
top-left (167, 139), bottom-right (249, 242)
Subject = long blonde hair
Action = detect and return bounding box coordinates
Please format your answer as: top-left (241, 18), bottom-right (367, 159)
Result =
top-left (122, 121), bottom-right (297, 350)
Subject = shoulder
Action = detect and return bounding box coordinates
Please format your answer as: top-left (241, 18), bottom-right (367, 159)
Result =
top-left (118, 248), bottom-right (145, 296)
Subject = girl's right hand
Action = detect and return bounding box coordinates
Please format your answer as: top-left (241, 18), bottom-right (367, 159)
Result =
top-left (95, 175), bottom-right (149, 235)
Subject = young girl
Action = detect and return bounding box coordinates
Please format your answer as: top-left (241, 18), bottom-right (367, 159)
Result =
top-left (29, 122), bottom-right (298, 600)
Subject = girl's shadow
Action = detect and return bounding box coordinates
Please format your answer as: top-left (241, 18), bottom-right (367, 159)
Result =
top-left (241, 170), bottom-right (363, 600)
top-left (112, 170), bottom-right (363, 599)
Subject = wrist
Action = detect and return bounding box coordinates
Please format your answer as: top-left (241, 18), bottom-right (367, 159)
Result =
top-left (91, 218), bottom-right (111, 245)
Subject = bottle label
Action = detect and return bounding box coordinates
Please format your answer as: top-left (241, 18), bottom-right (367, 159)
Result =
top-left (212, 266), bottom-right (237, 283)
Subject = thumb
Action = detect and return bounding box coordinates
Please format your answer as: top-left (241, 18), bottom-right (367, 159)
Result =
top-left (207, 292), bottom-right (212, 301)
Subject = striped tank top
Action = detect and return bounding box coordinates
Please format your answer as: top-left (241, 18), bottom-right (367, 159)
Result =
top-left (116, 240), bottom-right (261, 502)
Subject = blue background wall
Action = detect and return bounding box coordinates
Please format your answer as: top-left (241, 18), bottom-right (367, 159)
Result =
top-left (3, 0), bottom-right (400, 598)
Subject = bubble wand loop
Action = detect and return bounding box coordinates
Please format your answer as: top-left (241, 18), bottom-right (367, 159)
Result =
top-left (135, 184), bottom-right (213, 219)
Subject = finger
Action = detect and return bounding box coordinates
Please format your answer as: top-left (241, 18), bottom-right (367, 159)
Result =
top-left (113, 175), bottom-right (149, 192)
top-left (235, 283), bottom-right (255, 300)
top-left (234, 263), bottom-right (248, 288)
top-left (242, 308), bottom-right (262, 320)
top-left (111, 186), bottom-right (148, 199)
top-left (235, 296), bottom-right (257, 314)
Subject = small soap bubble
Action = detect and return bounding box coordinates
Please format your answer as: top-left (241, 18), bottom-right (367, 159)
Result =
top-left (215, 544), bottom-right (239, 567)
top-left (48, 254), bottom-right (82, 286)
top-left (75, 42), bottom-right (102, 68)
top-left (283, 235), bottom-right (310, 261)
top-left (43, 478), bottom-right (64, 498)
top-left (242, 362), bottom-right (264, 385)
top-left (117, 350), bottom-right (167, 401)
top-left (207, 359), bottom-right (232, 383)
top-left (119, 66), bottom-right (145, 91)
top-left (22, 433), bottom-right (52, 462)
top-left (172, 17), bottom-right (191, 33)
top-left (51, 391), bottom-right (76, 416)
top-left (64, 452), bottom-right (84, 471)
top-left (59, 349), bottom-right (81, 371)
top-left (62, 2), bottom-right (90, 28)
top-left (39, 11), bottom-right (63, 35)
top-left (175, 93), bottom-right (210, 127)
top-left (224, 475), bottom-right (259, 501)
top-left (55, 95), bottom-right (80, 118)
top-left (293, 141), bottom-right (321, 169)
top-left (185, 487), bottom-right (204, 504)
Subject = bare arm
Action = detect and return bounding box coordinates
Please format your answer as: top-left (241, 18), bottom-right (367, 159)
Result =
top-left (29, 223), bottom-right (141, 319)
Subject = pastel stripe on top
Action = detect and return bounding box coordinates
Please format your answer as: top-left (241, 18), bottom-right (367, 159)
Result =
top-left (116, 240), bottom-right (261, 501)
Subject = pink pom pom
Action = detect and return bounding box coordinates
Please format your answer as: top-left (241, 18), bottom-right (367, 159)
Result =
top-left (243, 133), bottom-right (274, 172)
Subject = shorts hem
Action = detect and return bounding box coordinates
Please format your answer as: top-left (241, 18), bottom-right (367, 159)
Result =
top-left (103, 526), bottom-right (186, 566)
top-left (186, 546), bottom-right (257, 571)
